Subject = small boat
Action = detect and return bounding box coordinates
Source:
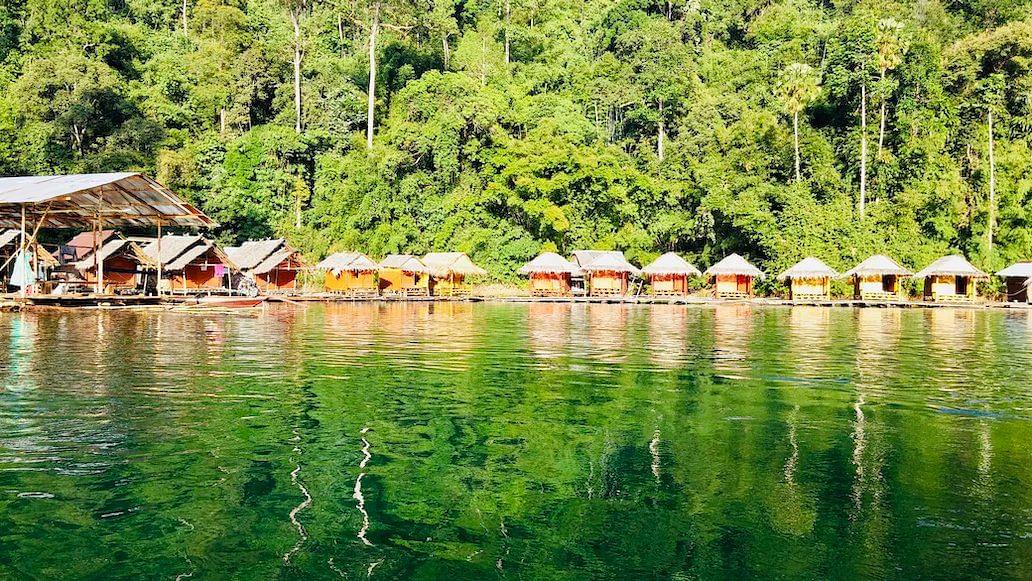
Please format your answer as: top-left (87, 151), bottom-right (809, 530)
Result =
top-left (186, 296), bottom-right (266, 308)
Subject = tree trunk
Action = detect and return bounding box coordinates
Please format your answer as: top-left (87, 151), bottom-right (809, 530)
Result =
top-left (337, 13), bottom-right (344, 54)
top-left (987, 108), bottom-right (995, 254)
top-left (793, 110), bottom-right (800, 183)
top-left (182, 0), bottom-right (189, 38)
top-left (367, 2), bottom-right (380, 150)
top-left (220, 107), bottom-right (226, 135)
top-left (877, 69), bottom-right (887, 158)
top-left (504, 0), bottom-right (510, 65)
top-left (657, 99), bottom-right (665, 161)
top-left (291, 10), bottom-right (303, 134)
top-left (859, 81), bottom-right (867, 218)
top-left (442, 34), bottom-right (450, 69)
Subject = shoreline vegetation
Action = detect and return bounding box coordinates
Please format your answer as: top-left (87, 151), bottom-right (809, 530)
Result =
top-left (0, 2), bottom-right (1028, 291)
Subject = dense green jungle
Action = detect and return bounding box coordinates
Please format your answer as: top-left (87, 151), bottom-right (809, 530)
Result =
top-left (0, 0), bottom-right (1029, 287)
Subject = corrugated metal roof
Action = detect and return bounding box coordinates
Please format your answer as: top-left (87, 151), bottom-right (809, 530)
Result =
top-left (0, 173), bottom-right (215, 228)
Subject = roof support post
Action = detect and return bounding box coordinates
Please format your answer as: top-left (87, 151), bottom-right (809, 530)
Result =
top-left (19, 203), bottom-right (26, 298)
top-left (155, 220), bottom-right (162, 297)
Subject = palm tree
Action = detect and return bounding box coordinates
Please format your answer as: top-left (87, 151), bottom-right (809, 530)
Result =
top-left (777, 63), bottom-right (822, 183)
top-left (875, 18), bottom-right (909, 158)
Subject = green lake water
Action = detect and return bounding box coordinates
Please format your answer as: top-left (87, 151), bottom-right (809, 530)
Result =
top-left (1, 303), bottom-right (1031, 579)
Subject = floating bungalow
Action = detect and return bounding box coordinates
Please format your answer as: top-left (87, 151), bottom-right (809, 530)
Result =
top-left (519, 252), bottom-right (582, 296)
top-left (705, 254), bottom-right (764, 298)
top-left (422, 252), bottom-right (487, 296)
top-left (570, 250), bottom-right (640, 296)
top-left (997, 263), bottom-right (1032, 304)
top-left (778, 257), bottom-right (838, 301)
top-left (225, 239), bottom-right (305, 293)
top-left (74, 238), bottom-right (155, 293)
top-left (379, 254), bottom-right (429, 296)
top-left (318, 252), bottom-right (380, 295)
top-left (842, 254), bottom-right (912, 301)
top-left (142, 235), bottom-right (236, 294)
top-left (914, 255), bottom-right (988, 303)
top-left (641, 252), bottom-right (701, 296)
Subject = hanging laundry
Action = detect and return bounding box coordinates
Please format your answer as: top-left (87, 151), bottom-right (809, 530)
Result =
top-left (9, 250), bottom-right (37, 288)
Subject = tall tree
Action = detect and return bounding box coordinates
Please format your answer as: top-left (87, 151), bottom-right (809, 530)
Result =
top-left (874, 18), bottom-right (908, 158)
top-left (776, 63), bottom-right (821, 183)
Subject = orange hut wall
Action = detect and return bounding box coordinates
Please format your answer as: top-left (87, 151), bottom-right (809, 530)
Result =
top-left (529, 272), bottom-right (571, 295)
top-left (325, 270), bottom-right (376, 292)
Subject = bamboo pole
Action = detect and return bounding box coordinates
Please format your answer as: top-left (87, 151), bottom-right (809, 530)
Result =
top-left (156, 220), bottom-right (163, 297)
top-left (19, 204), bottom-right (26, 298)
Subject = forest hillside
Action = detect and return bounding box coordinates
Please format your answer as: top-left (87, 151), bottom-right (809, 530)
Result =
top-left (0, 0), bottom-right (1029, 280)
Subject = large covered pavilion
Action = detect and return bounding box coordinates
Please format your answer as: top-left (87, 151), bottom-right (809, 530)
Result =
top-left (0, 172), bottom-right (215, 297)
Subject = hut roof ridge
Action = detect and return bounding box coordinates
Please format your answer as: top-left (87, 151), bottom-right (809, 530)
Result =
top-left (778, 256), bottom-right (838, 280)
top-left (705, 253), bottom-right (765, 278)
top-left (317, 251), bottom-right (378, 272)
top-left (422, 252), bottom-right (487, 276)
top-left (519, 252), bottom-right (581, 275)
top-left (914, 254), bottom-right (988, 279)
top-left (641, 252), bottom-right (701, 276)
top-left (843, 254), bottom-right (912, 278)
top-left (380, 254), bottom-right (429, 273)
top-left (225, 239), bottom-right (288, 271)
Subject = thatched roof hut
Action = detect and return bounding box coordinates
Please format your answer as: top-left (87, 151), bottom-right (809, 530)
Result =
top-left (777, 257), bottom-right (838, 281)
top-left (141, 235), bottom-right (235, 272)
top-left (519, 252), bottom-right (581, 275)
top-left (842, 254), bottom-right (911, 300)
top-left (422, 252), bottom-right (487, 277)
top-left (997, 262), bottom-right (1032, 303)
top-left (914, 255), bottom-right (988, 279)
top-left (642, 252), bottom-right (701, 277)
top-left (915, 255), bottom-right (987, 302)
top-left (705, 254), bottom-right (765, 278)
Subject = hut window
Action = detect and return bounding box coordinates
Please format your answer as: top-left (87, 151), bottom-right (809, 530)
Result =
top-left (882, 275), bottom-right (896, 292)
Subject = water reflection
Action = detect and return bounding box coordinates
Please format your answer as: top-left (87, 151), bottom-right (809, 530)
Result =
top-left (0, 304), bottom-right (1029, 579)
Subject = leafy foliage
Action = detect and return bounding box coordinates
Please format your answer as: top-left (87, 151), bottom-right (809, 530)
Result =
top-left (0, 0), bottom-right (1029, 278)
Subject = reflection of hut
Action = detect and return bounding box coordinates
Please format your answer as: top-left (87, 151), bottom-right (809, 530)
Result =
top-left (379, 254), bottom-right (429, 296)
top-left (843, 255), bottom-right (912, 300)
top-left (642, 252), bottom-right (701, 296)
top-left (225, 239), bottom-right (305, 293)
top-left (996, 263), bottom-right (1032, 304)
top-left (422, 252), bottom-right (487, 296)
top-left (705, 254), bottom-right (764, 298)
top-left (570, 250), bottom-right (640, 297)
top-left (778, 257), bottom-right (838, 301)
top-left (914, 255), bottom-right (988, 303)
top-left (142, 235), bottom-right (235, 293)
top-left (318, 252), bottom-right (379, 295)
top-left (519, 252), bottom-right (581, 296)
top-left (74, 238), bottom-right (155, 293)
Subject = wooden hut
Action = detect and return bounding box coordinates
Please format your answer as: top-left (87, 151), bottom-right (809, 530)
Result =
top-left (777, 257), bottom-right (838, 301)
top-left (378, 254), bottom-right (429, 296)
top-left (843, 254), bottom-right (912, 300)
top-left (518, 252), bottom-right (581, 296)
top-left (318, 252), bottom-right (379, 295)
top-left (570, 250), bottom-right (640, 296)
top-left (641, 252), bottom-right (701, 296)
top-left (422, 252), bottom-right (487, 296)
top-left (142, 235), bottom-right (236, 294)
top-left (996, 263), bottom-right (1032, 303)
top-left (225, 239), bottom-right (305, 293)
top-left (705, 254), bottom-right (764, 298)
top-left (74, 238), bottom-right (155, 293)
top-left (914, 255), bottom-right (988, 303)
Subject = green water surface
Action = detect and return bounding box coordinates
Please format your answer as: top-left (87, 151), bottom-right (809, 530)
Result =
top-left (1, 303), bottom-right (1030, 579)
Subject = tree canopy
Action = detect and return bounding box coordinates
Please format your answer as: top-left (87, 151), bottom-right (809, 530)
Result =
top-left (0, 0), bottom-right (1029, 280)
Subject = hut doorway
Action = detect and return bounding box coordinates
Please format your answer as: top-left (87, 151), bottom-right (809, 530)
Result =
top-left (882, 275), bottom-right (896, 293)
top-left (736, 275), bottom-right (751, 294)
top-left (955, 276), bottom-right (968, 296)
